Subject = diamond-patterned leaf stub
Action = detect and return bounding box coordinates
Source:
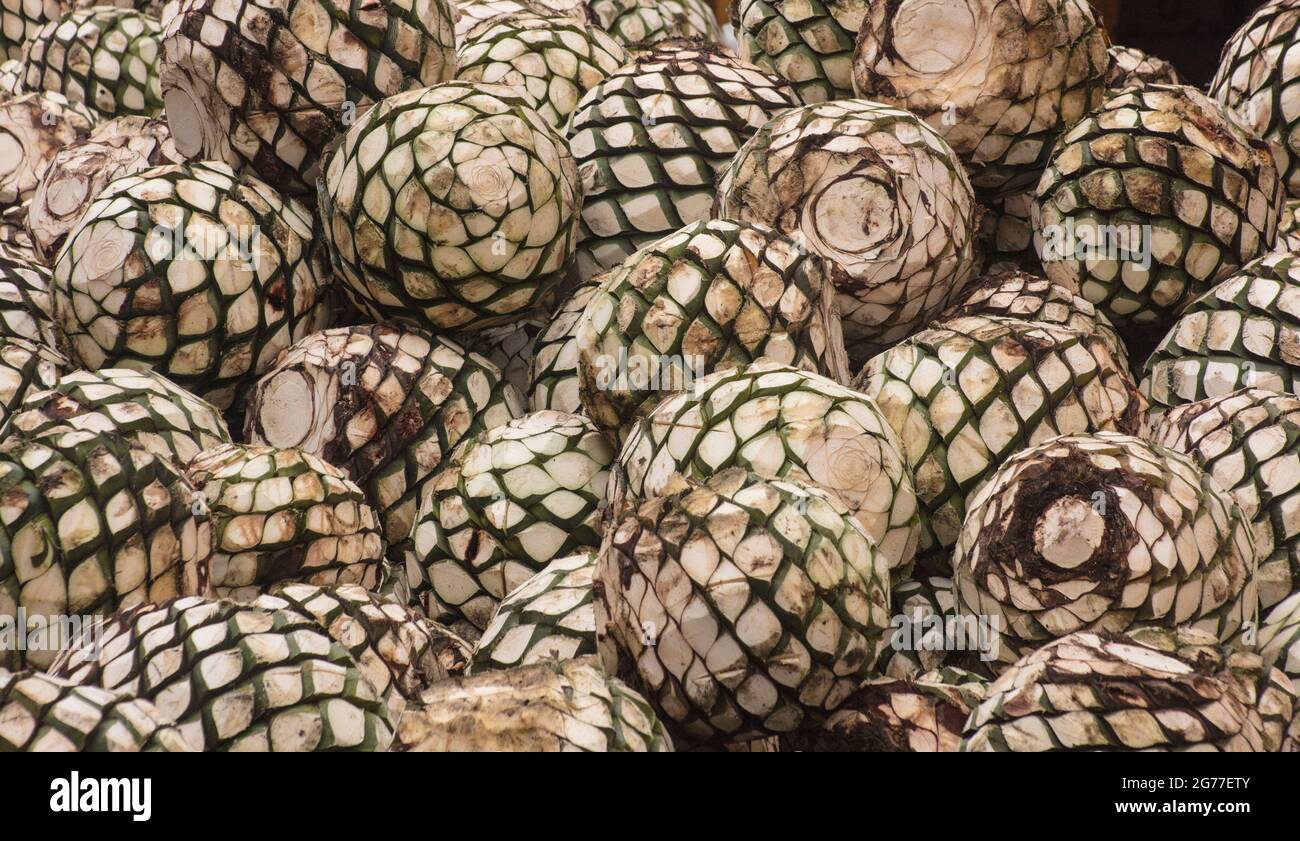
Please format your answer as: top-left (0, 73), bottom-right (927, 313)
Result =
top-left (245, 323), bottom-right (524, 567)
top-left (856, 315), bottom-right (1147, 558)
top-left (566, 41), bottom-right (800, 282)
top-left (0, 0), bottom-right (59, 61)
top-left (1210, 0), bottom-right (1300, 199)
top-left (50, 160), bottom-right (334, 412)
top-left (471, 550), bottom-right (596, 673)
top-left (47, 596), bottom-right (394, 751)
top-left (0, 426), bottom-right (212, 670)
top-left (411, 410), bottom-right (613, 629)
top-left (0, 336), bottom-right (65, 427)
top-left (394, 655), bottom-right (672, 751)
top-left (731, 0), bottom-right (868, 104)
top-left (616, 359), bottom-right (921, 574)
top-left (528, 278), bottom-right (601, 413)
top-left (1259, 591), bottom-right (1300, 682)
top-left (952, 433), bottom-right (1258, 666)
top-left (319, 81), bottom-right (581, 331)
top-left (0, 253), bottom-right (57, 346)
top-left (9, 367), bottom-right (232, 468)
top-left (1142, 253), bottom-right (1300, 420)
top-left (594, 468), bottom-right (893, 746)
top-left (186, 443), bottom-right (385, 601)
top-left (0, 669), bottom-right (195, 752)
top-left (1151, 388), bottom-right (1300, 609)
top-left (21, 7), bottom-right (164, 119)
top-left (1107, 45), bottom-right (1182, 93)
top-left (160, 0), bottom-right (458, 197)
top-left (1032, 84), bottom-right (1283, 330)
top-left (716, 99), bottom-right (979, 360)
top-left (590, 0), bottom-right (719, 48)
top-left (960, 630), bottom-right (1272, 752)
top-left (576, 219), bottom-right (851, 441)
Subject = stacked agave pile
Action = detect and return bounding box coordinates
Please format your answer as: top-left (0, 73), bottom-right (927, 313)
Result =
top-left (5, 0), bottom-right (1300, 757)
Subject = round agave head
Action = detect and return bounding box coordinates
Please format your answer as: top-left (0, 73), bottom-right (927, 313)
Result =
top-left (1032, 84), bottom-right (1284, 331)
top-left (1142, 254), bottom-right (1300, 419)
top-left (161, 0), bottom-right (458, 196)
top-left (952, 432), bottom-right (1258, 665)
top-left (20, 8), bottom-right (163, 119)
top-left (8, 368), bottom-right (232, 468)
top-left (245, 323), bottom-right (524, 567)
top-left (1106, 45), bottom-right (1182, 93)
top-left (595, 468), bottom-right (893, 745)
top-left (452, 0), bottom-right (590, 46)
top-left (1260, 591), bottom-right (1300, 682)
top-left (394, 655), bottom-right (672, 751)
top-left (411, 410), bottom-right (613, 629)
top-left (852, 0), bottom-right (1109, 203)
top-left (527, 277), bottom-right (601, 413)
top-left (0, 92), bottom-right (97, 208)
top-left (856, 315), bottom-right (1147, 558)
top-left (566, 41), bottom-right (800, 282)
top-left (1210, 0), bottom-right (1300, 198)
top-left (785, 668), bottom-right (986, 752)
top-left (48, 596), bottom-right (395, 751)
top-left (1151, 388), bottom-right (1300, 609)
top-left (50, 160), bottom-right (333, 412)
top-left (0, 425), bottom-right (212, 670)
top-left (470, 550), bottom-right (595, 673)
top-left (0, 335), bottom-right (66, 428)
top-left (616, 359), bottom-right (921, 572)
top-left (716, 99), bottom-right (979, 361)
top-left (0, 670), bottom-right (195, 752)
top-left (0, 0), bottom-right (60, 61)
top-left (961, 629), bottom-right (1275, 752)
top-left (1277, 198), bottom-right (1300, 254)
top-left (937, 270), bottom-right (1131, 374)
top-left (186, 443), bottom-right (385, 600)
top-left (455, 13), bottom-right (627, 130)
top-left (575, 219), bottom-right (850, 441)
top-left (259, 583), bottom-right (471, 715)
top-left (319, 81), bottom-right (581, 332)
top-left (589, 0), bottom-right (719, 47)
top-left (0, 255), bottom-right (56, 346)
top-left (27, 116), bottom-right (179, 264)
top-left (731, 0), bottom-right (868, 103)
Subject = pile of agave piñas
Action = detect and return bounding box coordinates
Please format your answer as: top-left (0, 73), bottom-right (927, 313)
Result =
top-left (2, 0), bottom-right (1300, 754)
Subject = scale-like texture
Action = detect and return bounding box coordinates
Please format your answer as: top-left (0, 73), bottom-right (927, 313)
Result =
top-left (731, 0), bottom-right (867, 103)
top-left (0, 92), bottom-right (96, 208)
top-left (470, 550), bottom-right (595, 672)
top-left (0, 255), bottom-right (56, 346)
top-left (1260, 591), bottom-right (1300, 682)
top-left (1106, 45), bottom-right (1182, 92)
top-left (527, 279), bottom-right (600, 413)
top-left (0, 335), bottom-right (65, 428)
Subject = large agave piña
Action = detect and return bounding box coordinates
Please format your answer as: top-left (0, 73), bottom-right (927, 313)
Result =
top-left (616, 359), bottom-right (921, 571)
top-left (731, 0), bottom-right (866, 103)
top-left (411, 410), bottom-right (613, 629)
top-left (0, 92), bottom-right (96, 208)
top-left (260, 584), bottom-right (470, 716)
top-left (951, 433), bottom-right (1258, 666)
top-left (50, 160), bottom-right (333, 412)
top-left (851, 0), bottom-right (1108, 228)
top-left (527, 278), bottom-right (600, 413)
top-left (20, 7), bottom-right (163, 119)
top-left (715, 99), bottom-right (979, 361)
top-left (6, 367), bottom-right (231, 467)
top-left (1150, 388), bottom-right (1300, 609)
top-left (1106, 45), bottom-right (1181, 93)
top-left (962, 628), bottom-right (1295, 752)
top-left (589, 0), bottom-right (719, 47)
top-left (1032, 85), bottom-right (1283, 333)
top-left (186, 443), bottom-right (385, 600)
top-left (455, 13), bottom-right (627, 130)
top-left (0, 0), bottom-right (57, 61)
top-left (575, 219), bottom-right (850, 440)
top-left (856, 315), bottom-right (1147, 558)
top-left (319, 81), bottom-right (580, 332)
top-left (160, 0), bottom-right (458, 197)
top-left (1210, 0), bottom-right (1300, 198)
top-left (595, 468), bottom-right (893, 745)
top-left (1142, 254), bottom-right (1300, 419)
top-left (0, 255), bottom-right (56, 346)
top-left (0, 670), bottom-right (194, 752)
top-left (244, 323), bottom-right (524, 569)
top-left (394, 655), bottom-right (672, 751)
top-left (566, 41), bottom-right (799, 281)
top-left (0, 335), bottom-right (65, 427)
top-left (26, 116), bottom-right (178, 264)
top-left (0, 425), bottom-right (211, 670)
top-left (785, 668), bottom-right (985, 753)
top-left (470, 550), bottom-right (595, 673)
top-left (48, 596), bottom-right (394, 751)
top-left (936, 270), bottom-right (1130, 373)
